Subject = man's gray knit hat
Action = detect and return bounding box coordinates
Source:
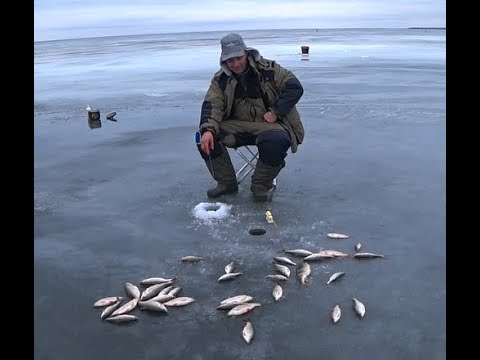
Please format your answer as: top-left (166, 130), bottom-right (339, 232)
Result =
top-left (220, 33), bottom-right (257, 61)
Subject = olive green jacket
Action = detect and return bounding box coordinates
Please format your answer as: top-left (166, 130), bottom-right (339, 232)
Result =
top-left (199, 51), bottom-right (304, 153)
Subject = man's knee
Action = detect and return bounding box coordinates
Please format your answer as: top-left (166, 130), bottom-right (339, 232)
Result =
top-left (217, 130), bottom-right (255, 148)
top-left (257, 130), bottom-right (291, 166)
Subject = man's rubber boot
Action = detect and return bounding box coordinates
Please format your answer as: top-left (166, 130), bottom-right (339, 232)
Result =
top-left (204, 145), bottom-right (238, 198)
top-left (207, 183), bottom-right (238, 198)
top-left (250, 159), bottom-right (285, 202)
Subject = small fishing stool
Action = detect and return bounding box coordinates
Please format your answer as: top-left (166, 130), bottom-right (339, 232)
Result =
top-left (231, 145), bottom-right (258, 184)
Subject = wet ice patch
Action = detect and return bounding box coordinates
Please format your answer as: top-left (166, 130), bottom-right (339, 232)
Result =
top-left (193, 202), bottom-right (232, 221)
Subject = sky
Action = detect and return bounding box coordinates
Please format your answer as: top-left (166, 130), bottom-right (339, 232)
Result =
top-left (34, 0), bottom-right (446, 42)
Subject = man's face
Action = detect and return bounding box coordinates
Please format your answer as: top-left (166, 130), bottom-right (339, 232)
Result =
top-left (226, 53), bottom-right (248, 75)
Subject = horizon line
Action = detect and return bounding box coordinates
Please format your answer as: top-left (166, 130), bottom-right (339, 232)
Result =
top-left (34, 26), bottom-right (446, 43)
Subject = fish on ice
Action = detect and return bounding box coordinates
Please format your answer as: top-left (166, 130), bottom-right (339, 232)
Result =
top-left (326, 272), bottom-right (345, 285)
top-left (265, 274), bottom-right (289, 282)
top-left (352, 297), bottom-right (366, 317)
top-left (318, 250), bottom-right (349, 258)
top-left (138, 300), bottom-right (169, 313)
top-left (219, 295), bottom-right (253, 305)
top-left (227, 303), bottom-right (262, 316)
top-left (217, 296), bottom-right (254, 310)
top-left (125, 283), bottom-right (141, 299)
top-left (297, 262), bottom-right (311, 285)
top-left (149, 294), bottom-right (174, 303)
top-left (163, 297), bottom-right (195, 307)
top-left (181, 255), bottom-right (204, 262)
top-left (140, 281), bottom-right (176, 301)
top-left (331, 304), bottom-right (341, 323)
top-left (224, 261), bottom-right (235, 274)
top-left (326, 233), bottom-right (349, 239)
top-left (283, 249), bottom-right (314, 257)
top-left (303, 253), bottom-right (335, 261)
top-left (242, 320), bottom-right (254, 344)
top-left (218, 272), bottom-right (243, 282)
top-left (140, 277), bottom-right (176, 285)
top-left (273, 256), bottom-right (297, 266)
top-left (94, 296), bottom-right (124, 308)
top-left (100, 299), bottom-right (123, 319)
top-left (168, 287), bottom-right (182, 297)
top-left (110, 298), bottom-right (139, 316)
top-left (272, 284), bottom-right (283, 301)
top-left (105, 314), bottom-right (138, 323)
top-left (354, 252), bottom-right (384, 259)
top-left (273, 263), bottom-right (291, 278)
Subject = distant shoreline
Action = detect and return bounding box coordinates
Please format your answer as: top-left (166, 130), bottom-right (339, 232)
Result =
top-left (35, 27), bottom-right (447, 43)
top-left (408, 27), bottom-right (446, 30)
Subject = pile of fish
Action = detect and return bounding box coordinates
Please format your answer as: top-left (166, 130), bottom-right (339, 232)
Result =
top-left (93, 230), bottom-right (384, 344)
top-left (93, 277), bottom-right (194, 323)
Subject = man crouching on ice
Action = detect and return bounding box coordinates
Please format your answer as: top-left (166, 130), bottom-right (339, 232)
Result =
top-left (197, 33), bottom-right (305, 202)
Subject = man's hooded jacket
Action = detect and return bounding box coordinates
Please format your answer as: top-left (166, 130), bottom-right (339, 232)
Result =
top-left (199, 49), bottom-right (305, 153)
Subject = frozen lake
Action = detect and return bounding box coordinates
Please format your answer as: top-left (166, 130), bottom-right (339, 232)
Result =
top-left (34, 28), bottom-right (445, 360)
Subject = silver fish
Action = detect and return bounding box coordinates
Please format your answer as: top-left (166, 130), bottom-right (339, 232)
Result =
top-left (140, 283), bottom-right (166, 301)
top-left (227, 303), bottom-right (262, 316)
top-left (220, 295), bottom-right (253, 305)
top-left (354, 252), bottom-right (384, 259)
top-left (242, 320), bottom-right (254, 344)
top-left (100, 300), bottom-right (123, 319)
top-left (297, 262), bottom-right (311, 285)
top-left (138, 300), bottom-right (168, 313)
top-left (319, 249), bottom-right (350, 258)
top-left (218, 303), bottom-right (252, 310)
top-left (352, 297), bottom-right (366, 317)
top-left (111, 298), bottom-right (139, 316)
top-left (331, 304), bottom-right (341, 323)
top-left (224, 261), bottom-right (235, 274)
top-left (140, 277), bottom-right (175, 285)
top-left (163, 296), bottom-right (195, 307)
top-left (265, 274), bottom-right (289, 282)
top-left (94, 296), bottom-right (123, 308)
top-left (158, 285), bottom-right (174, 296)
top-left (105, 314), bottom-right (138, 323)
top-left (217, 296), bottom-right (254, 310)
top-left (273, 256), bottom-right (296, 266)
top-left (125, 283), bottom-right (141, 299)
top-left (326, 272), bottom-right (345, 285)
top-left (140, 281), bottom-right (175, 301)
top-left (272, 284), bottom-right (283, 301)
top-left (303, 253), bottom-right (335, 261)
top-left (355, 243), bottom-right (362, 252)
top-left (283, 249), bottom-right (313, 257)
top-left (149, 294), bottom-right (174, 303)
top-left (273, 263), bottom-right (290, 278)
top-left (181, 255), bottom-right (204, 262)
top-left (218, 272), bottom-right (243, 282)
top-left (168, 287), bottom-right (182, 297)
top-left (326, 232), bottom-right (349, 239)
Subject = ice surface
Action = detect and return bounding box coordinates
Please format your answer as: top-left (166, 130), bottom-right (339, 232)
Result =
top-left (35, 28), bottom-right (445, 360)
